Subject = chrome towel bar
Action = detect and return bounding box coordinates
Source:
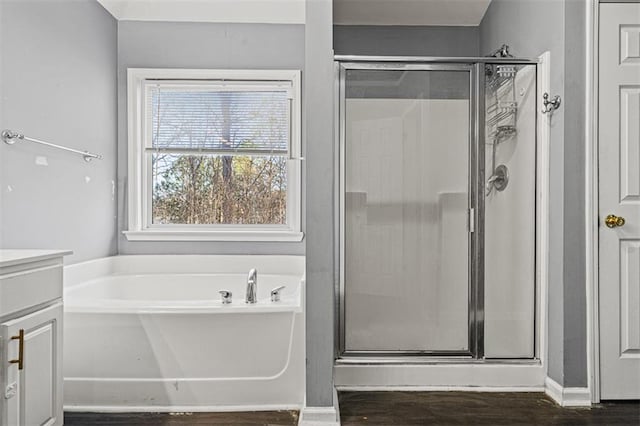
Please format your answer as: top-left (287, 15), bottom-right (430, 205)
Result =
top-left (2, 129), bottom-right (103, 162)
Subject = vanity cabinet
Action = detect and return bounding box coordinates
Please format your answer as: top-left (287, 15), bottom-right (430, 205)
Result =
top-left (0, 250), bottom-right (70, 426)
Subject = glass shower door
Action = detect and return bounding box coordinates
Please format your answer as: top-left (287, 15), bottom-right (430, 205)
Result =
top-left (340, 65), bottom-right (474, 355)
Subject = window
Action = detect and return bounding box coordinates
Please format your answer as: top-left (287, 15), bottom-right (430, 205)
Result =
top-left (125, 69), bottom-right (302, 241)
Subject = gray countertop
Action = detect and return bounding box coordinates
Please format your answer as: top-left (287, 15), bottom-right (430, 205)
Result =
top-left (0, 249), bottom-right (73, 268)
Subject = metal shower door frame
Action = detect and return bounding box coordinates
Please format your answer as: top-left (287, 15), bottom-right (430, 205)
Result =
top-left (335, 60), bottom-right (482, 360)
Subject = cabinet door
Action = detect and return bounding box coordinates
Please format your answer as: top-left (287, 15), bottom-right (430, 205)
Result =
top-left (1, 303), bottom-right (63, 426)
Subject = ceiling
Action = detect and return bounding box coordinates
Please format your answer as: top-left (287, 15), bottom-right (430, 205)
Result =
top-left (97, 0), bottom-right (492, 26)
top-left (334, 0), bottom-right (492, 26)
top-left (96, 0), bottom-right (306, 24)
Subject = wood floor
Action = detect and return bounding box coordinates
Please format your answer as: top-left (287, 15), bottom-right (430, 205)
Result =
top-left (339, 392), bottom-right (640, 425)
top-left (64, 392), bottom-right (640, 425)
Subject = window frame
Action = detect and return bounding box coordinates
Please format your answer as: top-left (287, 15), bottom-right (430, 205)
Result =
top-left (124, 68), bottom-right (303, 242)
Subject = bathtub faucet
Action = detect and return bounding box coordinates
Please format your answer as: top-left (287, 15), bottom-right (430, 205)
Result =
top-left (246, 268), bottom-right (258, 304)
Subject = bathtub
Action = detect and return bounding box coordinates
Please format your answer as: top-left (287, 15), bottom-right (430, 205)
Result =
top-left (63, 255), bottom-right (305, 412)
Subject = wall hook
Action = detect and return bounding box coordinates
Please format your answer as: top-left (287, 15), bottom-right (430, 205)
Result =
top-left (541, 92), bottom-right (561, 114)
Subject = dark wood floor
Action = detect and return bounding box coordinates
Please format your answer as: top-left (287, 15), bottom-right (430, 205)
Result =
top-left (64, 393), bottom-right (640, 425)
top-left (339, 392), bottom-right (640, 425)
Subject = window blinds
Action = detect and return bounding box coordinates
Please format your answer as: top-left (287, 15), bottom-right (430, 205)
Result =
top-left (147, 84), bottom-right (290, 155)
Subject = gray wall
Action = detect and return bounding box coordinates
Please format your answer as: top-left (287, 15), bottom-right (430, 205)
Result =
top-left (562, 0), bottom-right (587, 388)
top-left (334, 25), bottom-right (480, 56)
top-left (303, 0), bottom-right (337, 407)
top-left (0, 0), bottom-right (118, 264)
top-left (305, 0), bottom-right (336, 408)
top-left (480, 0), bottom-right (587, 387)
top-left (116, 21), bottom-right (305, 255)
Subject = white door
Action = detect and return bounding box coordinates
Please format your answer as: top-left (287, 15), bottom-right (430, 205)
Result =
top-left (1, 303), bottom-right (63, 426)
top-left (599, 2), bottom-right (640, 400)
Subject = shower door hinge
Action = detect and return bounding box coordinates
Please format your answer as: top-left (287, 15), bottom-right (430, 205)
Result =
top-left (468, 208), bottom-right (475, 233)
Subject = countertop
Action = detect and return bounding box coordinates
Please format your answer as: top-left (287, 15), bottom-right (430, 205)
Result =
top-left (0, 249), bottom-right (73, 268)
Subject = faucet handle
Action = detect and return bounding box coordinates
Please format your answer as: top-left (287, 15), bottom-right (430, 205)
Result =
top-left (219, 290), bottom-right (232, 304)
top-left (270, 286), bottom-right (286, 302)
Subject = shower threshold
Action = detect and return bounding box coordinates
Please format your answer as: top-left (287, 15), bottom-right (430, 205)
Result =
top-left (334, 359), bottom-right (545, 389)
top-left (335, 357), bottom-right (540, 365)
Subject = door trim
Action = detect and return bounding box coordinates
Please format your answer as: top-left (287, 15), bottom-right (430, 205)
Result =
top-left (586, 0), bottom-right (599, 404)
top-left (537, 51), bottom-right (552, 381)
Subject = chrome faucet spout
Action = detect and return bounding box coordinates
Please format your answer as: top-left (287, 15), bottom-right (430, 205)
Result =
top-left (246, 268), bottom-right (257, 304)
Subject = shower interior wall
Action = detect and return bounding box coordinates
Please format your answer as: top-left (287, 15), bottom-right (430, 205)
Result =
top-left (343, 89), bottom-right (472, 354)
top-left (484, 64), bottom-right (537, 358)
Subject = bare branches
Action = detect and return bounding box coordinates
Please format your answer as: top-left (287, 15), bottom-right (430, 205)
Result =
top-left (152, 155), bottom-right (287, 225)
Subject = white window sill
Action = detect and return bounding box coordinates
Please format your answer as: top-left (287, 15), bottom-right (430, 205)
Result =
top-left (123, 230), bottom-right (305, 242)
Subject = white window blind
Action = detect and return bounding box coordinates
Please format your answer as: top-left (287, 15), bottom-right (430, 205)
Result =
top-left (145, 82), bottom-right (291, 155)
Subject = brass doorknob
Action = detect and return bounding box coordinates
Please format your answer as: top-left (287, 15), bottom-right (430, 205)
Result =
top-left (605, 214), bottom-right (626, 228)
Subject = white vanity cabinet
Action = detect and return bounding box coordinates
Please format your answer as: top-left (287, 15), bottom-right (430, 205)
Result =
top-left (0, 250), bottom-right (70, 426)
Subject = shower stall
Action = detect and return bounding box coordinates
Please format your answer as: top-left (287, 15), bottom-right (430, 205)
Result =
top-left (336, 55), bottom-right (540, 364)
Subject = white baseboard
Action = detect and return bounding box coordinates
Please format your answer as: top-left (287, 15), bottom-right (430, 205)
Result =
top-left (544, 377), bottom-right (591, 407)
top-left (298, 388), bottom-right (341, 425)
top-left (64, 404), bottom-right (302, 413)
top-left (298, 407), bottom-right (339, 425)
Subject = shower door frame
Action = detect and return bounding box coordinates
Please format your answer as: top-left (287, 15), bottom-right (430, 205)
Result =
top-left (335, 56), bottom-right (540, 362)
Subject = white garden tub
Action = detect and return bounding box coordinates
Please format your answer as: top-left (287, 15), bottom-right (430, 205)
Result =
top-left (63, 255), bottom-right (305, 412)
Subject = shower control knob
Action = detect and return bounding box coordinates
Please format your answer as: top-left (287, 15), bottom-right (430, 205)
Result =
top-left (605, 214), bottom-right (625, 228)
